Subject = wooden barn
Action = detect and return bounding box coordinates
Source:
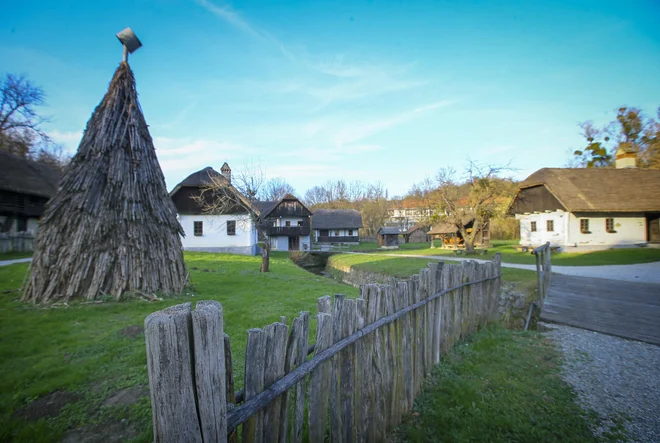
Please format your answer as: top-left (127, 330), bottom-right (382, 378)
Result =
top-left (428, 218), bottom-right (490, 249)
top-left (377, 226), bottom-right (401, 247)
top-left (0, 151), bottom-right (61, 234)
top-left (403, 223), bottom-right (430, 244)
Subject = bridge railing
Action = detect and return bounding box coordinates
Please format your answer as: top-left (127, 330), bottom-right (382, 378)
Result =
top-left (525, 242), bottom-right (552, 330)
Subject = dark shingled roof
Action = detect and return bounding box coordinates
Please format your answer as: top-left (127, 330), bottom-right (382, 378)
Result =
top-left (405, 222), bottom-right (429, 234)
top-left (515, 168), bottom-right (660, 213)
top-left (0, 151), bottom-right (61, 198)
top-left (378, 226), bottom-right (401, 235)
top-left (312, 209), bottom-right (363, 230)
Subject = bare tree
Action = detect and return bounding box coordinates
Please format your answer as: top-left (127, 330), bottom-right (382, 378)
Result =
top-left (0, 73), bottom-right (70, 168)
top-left (263, 177), bottom-right (296, 201)
top-left (429, 162), bottom-right (511, 254)
top-left (195, 163), bottom-right (273, 272)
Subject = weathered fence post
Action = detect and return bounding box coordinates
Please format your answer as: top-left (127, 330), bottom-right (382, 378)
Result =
top-left (145, 301), bottom-right (228, 443)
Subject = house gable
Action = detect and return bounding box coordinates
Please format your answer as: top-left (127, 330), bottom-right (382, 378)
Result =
top-left (509, 185), bottom-right (567, 215)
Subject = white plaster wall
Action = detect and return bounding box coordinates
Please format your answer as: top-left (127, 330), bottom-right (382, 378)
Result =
top-left (270, 235), bottom-right (311, 251)
top-left (567, 213), bottom-right (646, 246)
top-left (270, 236), bottom-right (289, 251)
top-left (179, 214), bottom-right (255, 249)
top-left (517, 211), bottom-right (647, 247)
top-left (517, 211), bottom-right (567, 247)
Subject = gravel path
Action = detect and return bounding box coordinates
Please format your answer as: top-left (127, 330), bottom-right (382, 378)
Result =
top-left (0, 258), bottom-right (32, 267)
top-left (546, 324), bottom-right (660, 443)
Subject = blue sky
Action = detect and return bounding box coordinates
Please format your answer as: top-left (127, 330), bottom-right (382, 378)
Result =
top-left (3, 0), bottom-right (660, 197)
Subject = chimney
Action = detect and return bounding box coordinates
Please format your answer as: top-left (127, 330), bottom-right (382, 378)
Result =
top-left (221, 162), bottom-right (231, 183)
top-left (615, 144), bottom-right (637, 169)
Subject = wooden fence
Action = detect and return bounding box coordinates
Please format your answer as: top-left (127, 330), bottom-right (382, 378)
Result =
top-left (525, 242), bottom-right (552, 330)
top-left (0, 232), bottom-right (35, 253)
top-left (145, 255), bottom-right (502, 443)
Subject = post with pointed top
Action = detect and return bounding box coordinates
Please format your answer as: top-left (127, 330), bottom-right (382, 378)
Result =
top-left (116, 27), bottom-right (142, 63)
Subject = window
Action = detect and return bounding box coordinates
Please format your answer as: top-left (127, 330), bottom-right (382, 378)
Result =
top-left (334, 230), bottom-right (340, 236)
top-left (530, 221), bottom-right (537, 232)
top-left (227, 220), bottom-right (236, 236)
top-left (546, 220), bottom-right (554, 232)
top-left (285, 221), bottom-right (291, 227)
top-left (348, 229), bottom-right (353, 236)
top-left (297, 221), bottom-right (303, 226)
top-left (580, 219), bottom-right (590, 233)
top-left (194, 221), bottom-right (203, 236)
top-left (17, 216), bottom-right (28, 232)
top-left (606, 218), bottom-right (615, 233)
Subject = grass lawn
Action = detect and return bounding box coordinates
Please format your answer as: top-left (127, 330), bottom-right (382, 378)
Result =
top-left (381, 239), bottom-right (660, 266)
top-left (0, 252), bottom-right (357, 443)
top-left (328, 252), bottom-right (538, 293)
top-left (391, 325), bottom-right (622, 443)
top-left (0, 251), bottom-right (34, 261)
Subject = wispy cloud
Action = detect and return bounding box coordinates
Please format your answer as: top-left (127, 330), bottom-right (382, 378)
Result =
top-left (334, 100), bottom-right (456, 146)
top-left (196, 0), bottom-right (295, 61)
top-left (50, 130), bottom-right (82, 153)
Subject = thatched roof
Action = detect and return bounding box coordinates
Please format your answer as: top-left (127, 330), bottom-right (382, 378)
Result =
top-left (169, 166), bottom-right (227, 195)
top-left (0, 151), bottom-right (61, 198)
top-left (312, 209), bottom-right (363, 229)
top-left (378, 227), bottom-right (401, 235)
top-left (23, 62), bottom-right (187, 304)
top-left (428, 217), bottom-right (474, 235)
top-left (514, 168), bottom-right (660, 213)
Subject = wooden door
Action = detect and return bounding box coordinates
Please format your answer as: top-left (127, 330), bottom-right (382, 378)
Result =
top-left (648, 217), bottom-right (660, 242)
top-left (288, 236), bottom-right (300, 250)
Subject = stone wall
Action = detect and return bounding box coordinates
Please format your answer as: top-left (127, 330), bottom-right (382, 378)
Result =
top-left (498, 282), bottom-right (536, 329)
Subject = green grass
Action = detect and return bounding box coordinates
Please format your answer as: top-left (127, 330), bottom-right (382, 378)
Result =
top-left (0, 251), bottom-right (33, 261)
top-left (392, 325), bottom-right (622, 443)
top-left (0, 252), bottom-right (357, 442)
top-left (328, 253), bottom-right (538, 291)
top-left (381, 239), bottom-right (660, 266)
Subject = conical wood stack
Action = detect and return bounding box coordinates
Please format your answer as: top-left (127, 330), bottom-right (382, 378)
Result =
top-left (23, 63), bottom-right (187, 303)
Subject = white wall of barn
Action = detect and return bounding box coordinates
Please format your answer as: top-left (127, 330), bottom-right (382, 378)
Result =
top-left (178, 214), bottom-right (256, 253)
top-left (517, 210), bottom-right (647, 247)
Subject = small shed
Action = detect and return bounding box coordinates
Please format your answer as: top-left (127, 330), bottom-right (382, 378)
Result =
top-left (403, 223), bottom-right (430, 244)
top-left (428, 218), bottom-right (490, 249)
top-left (377, 227), bottom-right (400, 247)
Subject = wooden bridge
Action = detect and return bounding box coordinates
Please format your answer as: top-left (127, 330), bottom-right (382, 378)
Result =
top-left (541, 274), bottom-right (660, 345)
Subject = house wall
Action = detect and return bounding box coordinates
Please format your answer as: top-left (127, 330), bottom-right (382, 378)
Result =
top-left (273, 217), bottom-right (305, 227)
top-left (0, 215), bottom-right (40, 234)
top-left (517, 210), bottom-right (647, 247)
top-left (568, 213), bottom-right (646, 247)
top-left (179, 214), bottom-right (257, 255)
top-left (269, 235), bottom-right (311, 251)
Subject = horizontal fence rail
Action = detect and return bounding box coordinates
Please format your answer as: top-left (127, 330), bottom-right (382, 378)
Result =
top-left (145, 254), bottom-right (502, 443)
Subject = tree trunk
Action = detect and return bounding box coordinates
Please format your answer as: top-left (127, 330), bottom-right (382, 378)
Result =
top-left (429, 236), bottom-right (434, 249)
top-left (464, 239), bottom-right (476, 254)
top-left (260, 242), bottom-right (270, 273)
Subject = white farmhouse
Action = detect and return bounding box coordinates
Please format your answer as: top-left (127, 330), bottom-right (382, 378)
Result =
top-left (509, 152), bottom-right (660, 250)
top-left (170, 164), bottom-right (258, 255)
